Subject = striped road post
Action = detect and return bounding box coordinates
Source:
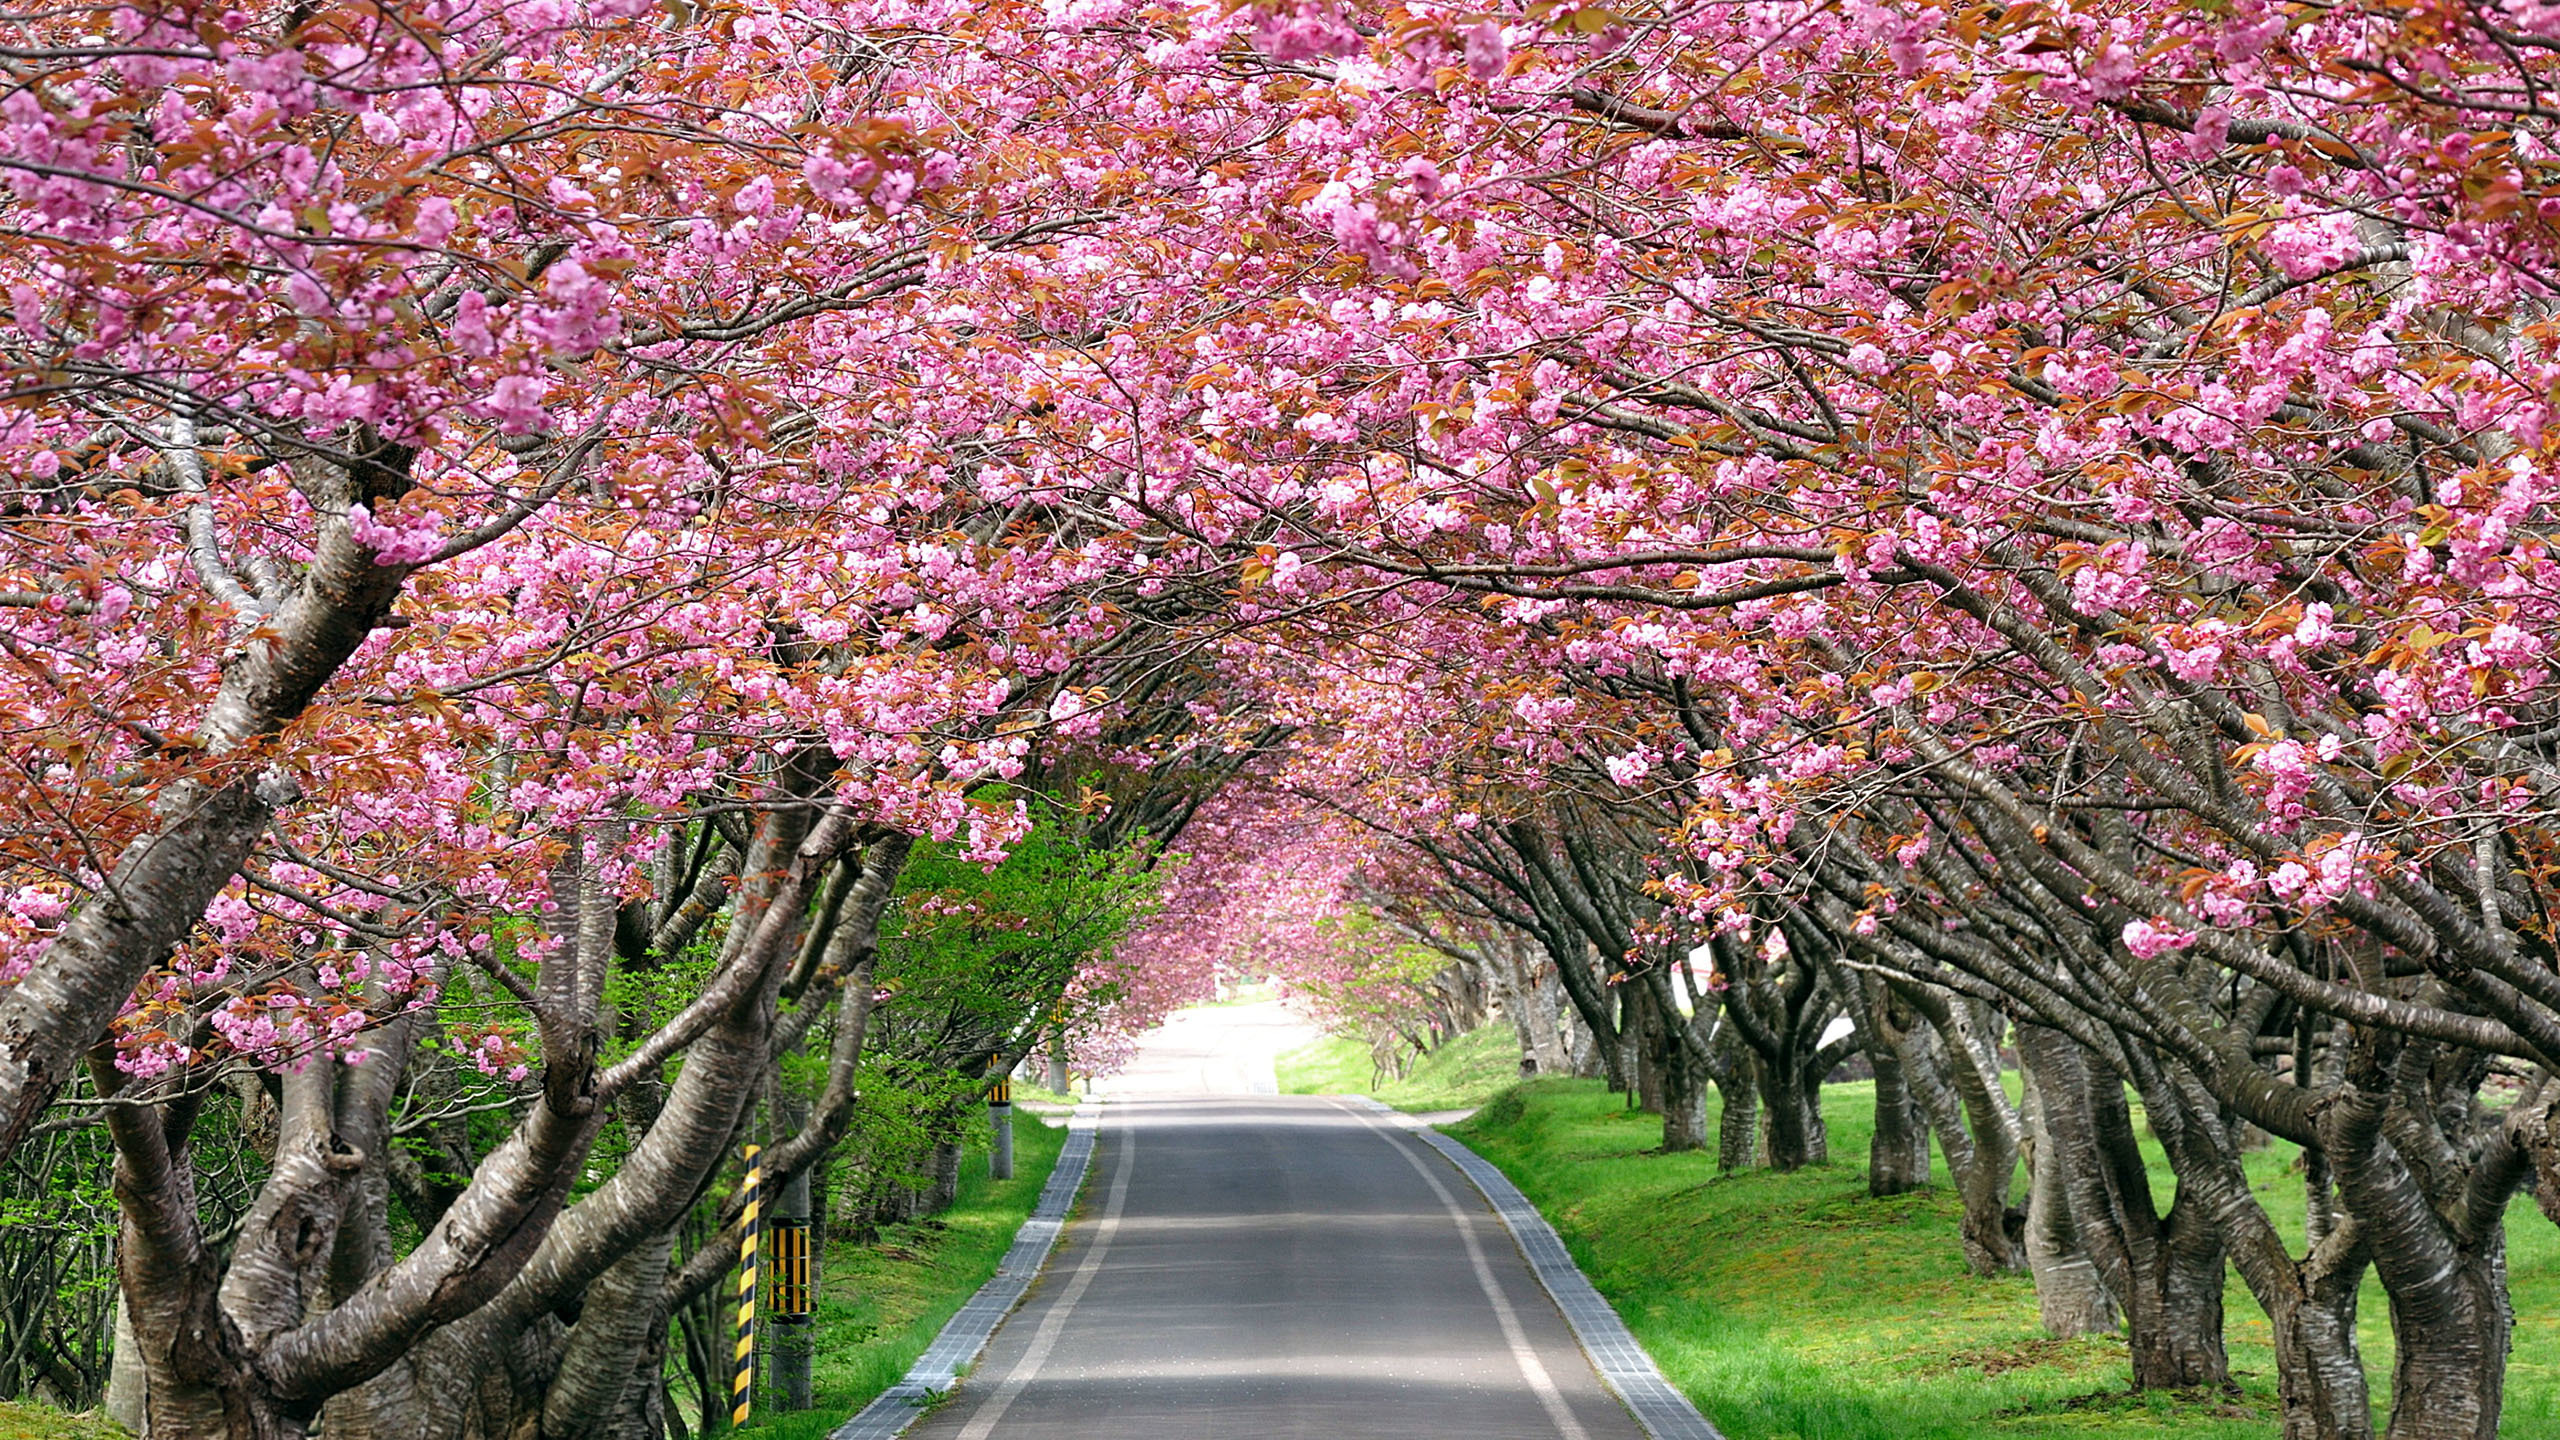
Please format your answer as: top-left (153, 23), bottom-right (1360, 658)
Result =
top-left (732, 1143), bottom-right (761, 1427)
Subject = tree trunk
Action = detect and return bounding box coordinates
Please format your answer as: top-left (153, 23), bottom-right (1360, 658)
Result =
top-left (1558, 994), bottom-right (1601, 1079)
top-left (1863, 1006), bottom-right (1930, 1196)
top-left (1715, 1085), bottom-right (1757, 1170)
top-left (1530, 921), bottom-right (1624, 1091)
top-left (540, 1230), bottom-right (677, 1440)
top-left (1936, 1000), bottom-right (2023, 1273)
top-left (2018, 1025), bottom-right (2228, 1391)
top-left (1659, 1016), bottom-right (1708, 1153)
top-left (2255, 1245), bottom-right (2374, 1440)
top-left (106, 1289), bottom-right (147, 1434)
top-left (1612, 984), bottom-right (1640, 1101)
top-left (1630, 982), bottom-right (1667, 1115)
top-left (2020, 1065), bottom-right (2117, 1337)
top-left (1759, 1052), bottom-right (1818, 1171)
top-left (1823, 968), bottom-right (1927, 1197)
top-left (2127, 1213), bottom-right (2229, 1390)
top-left (925, 1141), bottom-right (962, 1215)
top-left (2323, 1042), bottom-right (2513, 1440)
top-left (1502, 953), bottom-right (1544, 1073)
top-left (1522, 957), bottom-right (1570, 1075)
top-left (2371, 1235), bottom-right (2506, 1440)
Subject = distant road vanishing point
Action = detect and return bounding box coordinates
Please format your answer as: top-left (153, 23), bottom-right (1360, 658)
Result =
top-left (900, 1001), bottom-right (1649, 1440)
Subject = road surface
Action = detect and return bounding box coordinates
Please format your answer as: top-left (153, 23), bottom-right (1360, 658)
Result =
top-left (906, 1004), bottom-right (1646, 1440)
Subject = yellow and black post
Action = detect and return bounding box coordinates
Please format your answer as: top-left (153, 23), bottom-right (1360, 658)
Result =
top-left (988, 1053), bottom-right (1014, 1181)
top-left (768, 1098), bottom-right (815, 1412)
top-left (731, 1143), bottom-right (760, 1427)
top-left (770, 1218), bottom-right (811, 1317)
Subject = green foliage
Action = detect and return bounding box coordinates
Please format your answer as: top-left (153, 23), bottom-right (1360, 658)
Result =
top-left (1276, 1022), bottom-right (1524, 1112)
top-left (837, 1056), bottom-right (964, 1195)
top-left (1450, 1078), bottom-right (2560, 1440)
top-left (873, 822), bottom-right (1164, 1065)
top-left (1288, 909), bottom-right (1448, 1029)
top-left (734, 1115), bottom-right (1070, 1438)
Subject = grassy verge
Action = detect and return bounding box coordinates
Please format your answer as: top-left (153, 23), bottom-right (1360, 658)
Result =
top-left (736, 1112), bottom-right (1070, 1438)
top-left (1447, 1077), bottom-right (2560, 1440)
top-left (1276, 1022), bottom-right (1524, 1112)
top-left (0, 1401), bottom-right (125, 1438)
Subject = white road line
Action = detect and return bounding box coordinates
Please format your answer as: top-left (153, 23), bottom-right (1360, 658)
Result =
top-left (1351, 1099), bottom-right (1725, 1440)
top-left (951, 1119), bottom-right (1138, 1440)
top-left (1335, 1101), bottom-right (1594, 1440)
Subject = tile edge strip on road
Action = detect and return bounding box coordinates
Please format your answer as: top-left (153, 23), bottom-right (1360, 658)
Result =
top-left (1347, 1096), bottom-right (1727, 1440)
top-left (829, 1103), bottom-right (1102, 1440)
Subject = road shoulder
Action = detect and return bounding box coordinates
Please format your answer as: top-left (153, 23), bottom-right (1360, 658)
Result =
top-left (1341, 1097), bottom-right (1726, 1440)
top-left (828, 1105), bottom-right (1101, 1440)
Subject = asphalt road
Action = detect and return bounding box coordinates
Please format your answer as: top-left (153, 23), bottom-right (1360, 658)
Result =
top-left (905, 1007), bottom-right (1646, 1440)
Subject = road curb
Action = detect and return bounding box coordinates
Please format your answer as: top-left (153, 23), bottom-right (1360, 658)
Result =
top-left (1346, 1096), bottom-right (1727, 1440)
top-left (829, 1103), bottom-right (1102, 1440)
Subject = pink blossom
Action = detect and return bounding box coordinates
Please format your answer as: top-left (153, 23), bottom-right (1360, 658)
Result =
top-left (2122, 919), bottom-right (2197, 959)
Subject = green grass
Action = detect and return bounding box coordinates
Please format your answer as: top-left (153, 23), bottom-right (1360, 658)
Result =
top-left (1447, 1077), bottom-right (2560, 1440)
top-left (0, 1401), bottom-right (126, 1438)
top-left (1276, 1022), bottom-right (1527, 1112)
top-left (735, 1113), bottom-right (1070, 1438)
top-left (1007, 1079), bottom-right (1082, 1107)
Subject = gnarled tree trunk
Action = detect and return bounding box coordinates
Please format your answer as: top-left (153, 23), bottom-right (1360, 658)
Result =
top-left (2019, 1062), bottom-right (2117, 1336)
top-left (2018, 1025), bottom-right (2228, 1392)
top-left (2325, 1035), bottom-right (2521, 1440)
top-left (1712, 1016), bottom-right (1759, 1172)
top-left (1854, 978), bottom-right (1929, 1196)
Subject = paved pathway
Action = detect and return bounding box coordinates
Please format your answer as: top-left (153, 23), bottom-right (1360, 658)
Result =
top-left (899, 1007), bottom-right (1648, 1440)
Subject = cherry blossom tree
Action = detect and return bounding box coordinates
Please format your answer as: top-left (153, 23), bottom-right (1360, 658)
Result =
top-left (15, 0), bottom-right (2560, 1432)
top-left (0, 0), bottom-right (1260, 1429)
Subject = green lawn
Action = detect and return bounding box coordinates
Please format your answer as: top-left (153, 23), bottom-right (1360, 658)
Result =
top-left (736, 1112), bottom-right (1069, 1438)
top-left (0, 1401), bottom-right (125, 1438)
top-left (1447, 1078), bottom-right (2560, 1440)
top-left (1276, 1022), bottom-right (1528, 1111)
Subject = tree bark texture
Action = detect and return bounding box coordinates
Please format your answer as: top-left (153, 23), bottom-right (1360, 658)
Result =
top-left (2019, 1063), bottom-right (2118, 1337)
top-left (2018, 1026), bottom-right (2229, 1392)
top-left (2325, 1035), bottom-right (2520, 1440)
top-left (1854, 978), bottom-right (1929, 1196)
top-left (1715, 1061), bottom-right (1759, 1173)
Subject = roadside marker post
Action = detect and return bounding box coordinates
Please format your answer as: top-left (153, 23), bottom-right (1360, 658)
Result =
top-left (768, 1195), bottom-right (814, 1411)
top-left (769, 1220), bottom-right (812, 1317)
top-left (732, 1144), bottom-right (760, 1427)
top-left (768, 1094), bottom-right (815, 1414)
top-left (988, 1054), bottom-right (1015, 1181)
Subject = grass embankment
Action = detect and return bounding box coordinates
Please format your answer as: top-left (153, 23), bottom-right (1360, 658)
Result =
top-left (1450, 1078), bottom-right (2560, 1440)
top-left (738, 1112), bottom-right (1068, 1438)
top-left (0, 1401), bottom-right (124, 1438)
top-left (1276, 1022), bottom-right (1528, 1111)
